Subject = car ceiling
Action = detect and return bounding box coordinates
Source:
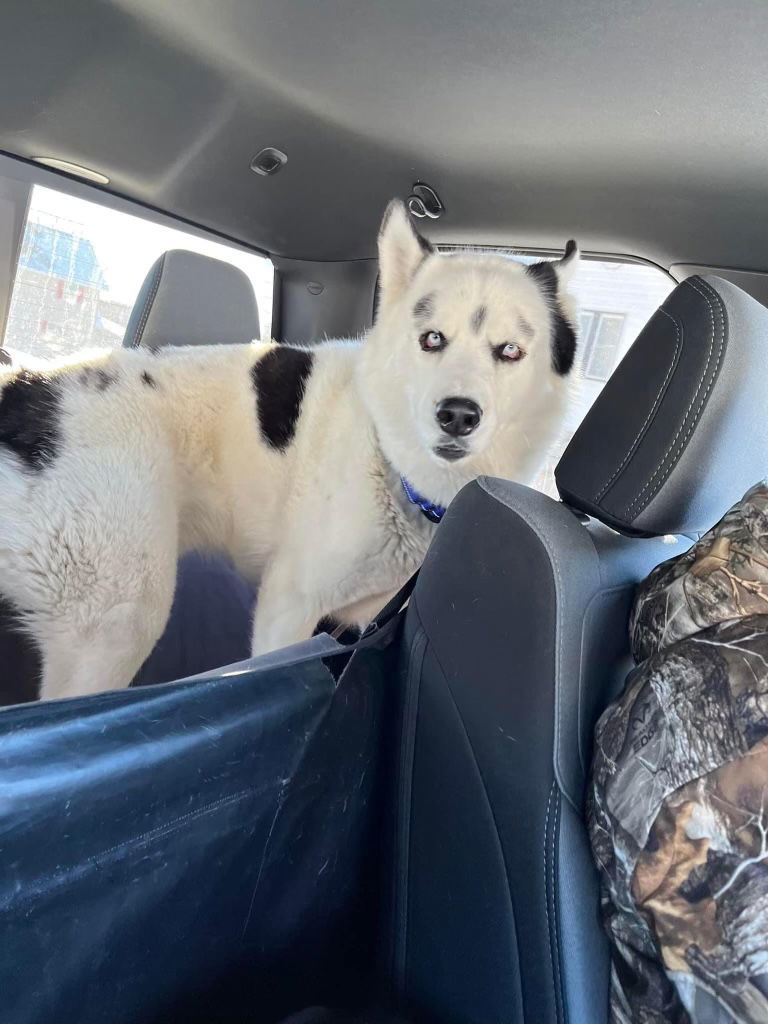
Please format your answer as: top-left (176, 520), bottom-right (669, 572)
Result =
top-left (1, 0), bottom-right (768, 268)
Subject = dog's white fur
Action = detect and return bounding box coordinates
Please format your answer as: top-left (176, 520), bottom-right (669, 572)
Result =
top-left (0, 201), bottom-right (578, 700)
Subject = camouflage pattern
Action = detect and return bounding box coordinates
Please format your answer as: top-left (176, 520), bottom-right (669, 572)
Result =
top-left (589, 482), bottom-right (768, 1022)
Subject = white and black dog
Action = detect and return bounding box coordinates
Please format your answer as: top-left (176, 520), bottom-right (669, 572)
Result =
top-left (0, 200), bottom-right (579, 700)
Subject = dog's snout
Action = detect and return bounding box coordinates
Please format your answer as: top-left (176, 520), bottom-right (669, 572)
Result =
top-left (435, 397), bottom-right (483, 437)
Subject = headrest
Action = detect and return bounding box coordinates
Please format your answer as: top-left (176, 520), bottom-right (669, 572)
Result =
top-left (123, 249), bottom-right (260, 348)
top-left (556, 275), bottom-right (768, 536)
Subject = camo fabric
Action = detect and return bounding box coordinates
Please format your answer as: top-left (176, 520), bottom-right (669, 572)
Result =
top-left (589, 482), bottom-right (768, 1023)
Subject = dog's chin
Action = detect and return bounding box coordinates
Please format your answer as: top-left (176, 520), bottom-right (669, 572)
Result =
top-left (432, 443), bottom-right (470, 463)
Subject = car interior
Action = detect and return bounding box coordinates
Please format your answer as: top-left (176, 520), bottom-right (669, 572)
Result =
top-left (2, 1), bottom-right (768, 1022)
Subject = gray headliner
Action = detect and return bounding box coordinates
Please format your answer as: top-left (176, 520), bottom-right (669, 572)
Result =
top-left (1, 0), bottom-right (768, 266)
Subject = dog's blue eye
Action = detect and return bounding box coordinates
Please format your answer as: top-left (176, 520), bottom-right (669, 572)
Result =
top-left (420, 330), bottom-right (446, 352)
top-left (497, 342), bottom-right (525, 362)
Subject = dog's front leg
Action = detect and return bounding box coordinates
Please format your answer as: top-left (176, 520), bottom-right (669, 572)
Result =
top-left (250, 570), bottom-right (320, 658)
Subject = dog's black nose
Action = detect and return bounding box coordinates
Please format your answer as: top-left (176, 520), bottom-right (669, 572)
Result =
top-left (435, 397), bottom-right (482, 436)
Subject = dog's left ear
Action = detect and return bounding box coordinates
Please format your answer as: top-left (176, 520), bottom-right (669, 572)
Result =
top-left (554, 239), bottom-right (580, 287)
top-left (377, 199), bottom-right (434, 308)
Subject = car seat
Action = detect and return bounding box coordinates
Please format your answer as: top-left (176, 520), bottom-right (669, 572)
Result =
top-left (122, 248), bottom-right (260, 349)
top-left (381, 274), bottom-right (768, 1022)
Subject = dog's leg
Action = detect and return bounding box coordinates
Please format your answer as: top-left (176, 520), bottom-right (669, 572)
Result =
top-left (38, 589), bottom-right (175, 701)
top-left (32, 492), bottom-right (179, 701)
top-left (249, 570), bottom-right (320, 657)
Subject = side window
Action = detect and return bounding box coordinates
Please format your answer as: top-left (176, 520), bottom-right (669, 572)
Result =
top-left (581, 311), bottom-right (626, 381)
top-left (3, 184), bottom-right (273, 364)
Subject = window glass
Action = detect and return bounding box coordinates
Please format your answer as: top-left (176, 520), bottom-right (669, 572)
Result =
top-left (582, 312), bottom-right (626, 381)
top-left (3, 185), bottom-right (273, 363)
top-left (507, 254), bottom-right (674, 498)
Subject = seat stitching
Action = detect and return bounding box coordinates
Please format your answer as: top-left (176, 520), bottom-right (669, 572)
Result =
top-left (595, 308), bottom-right (682, 501)
top-left (543, 780), bottom-right (559, 1017)
top-left (624, 277), bottom-right (725, 519)
top-left (576, 583), bottom-right (636, 774)
top-left (550, 787), bottom-right (564, 1022)
top-left (393, 624), bottom-right (427, 987)
top-left (478, 479), bottom-right (576, 811)
top-left (624, 277), bottom-right (716, 514)
top-left (133, 255), bottom-right (165, 346)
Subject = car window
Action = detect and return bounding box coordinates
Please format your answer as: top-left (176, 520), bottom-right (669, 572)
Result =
top-left (2, 184), bottom-right (273, 364)
top-left (507, 253), bottom-right (673, 498)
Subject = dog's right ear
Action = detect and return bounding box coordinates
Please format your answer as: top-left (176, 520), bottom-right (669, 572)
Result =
top-left (554, 239), bottom-right (580, 287)
top-left (377, 199), bottom-right (434, 308)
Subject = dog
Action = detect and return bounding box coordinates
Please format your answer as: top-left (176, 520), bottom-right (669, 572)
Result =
top-left (0, 199), bottom-right (579, 700)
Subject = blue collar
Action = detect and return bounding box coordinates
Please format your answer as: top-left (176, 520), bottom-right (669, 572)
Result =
top-left (401, 477), bottom-right (446, 524)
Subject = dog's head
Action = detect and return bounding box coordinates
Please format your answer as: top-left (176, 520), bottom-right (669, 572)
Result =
top-left (359, 200), bottom-right (579, 502)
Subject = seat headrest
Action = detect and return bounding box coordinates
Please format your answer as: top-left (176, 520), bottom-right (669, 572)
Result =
top-left (123, 249), bottom-right (260, 349)
top-left (556, 275), bottom-right (768, 536)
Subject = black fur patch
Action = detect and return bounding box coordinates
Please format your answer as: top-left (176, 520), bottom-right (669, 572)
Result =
top-left (141, 371), bottom-right (157, 388)
top-left (413, 293), bottom-right (435, 322)
top-left (552, 312), bottom-right (577, 376)
top-left (78, 367), bottom-right (115, 391)
top-left (525, 261), bottom-right (576, 376)
top-left (0, 369), bottom-right (61, 469)
top-left (471, 305), bottom-right (487, 333)
top-left (251, 346), bottom-right (314, 451)
top-left (525, 260), bottom-right (558, 300)
top-left (0, 592), bottom-right (40, 705)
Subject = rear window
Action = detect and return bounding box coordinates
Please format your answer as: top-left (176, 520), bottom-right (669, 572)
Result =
top-left (510, 253), bottom-right (673, 497)
top-left (3, 184), bottom-right (273, 363)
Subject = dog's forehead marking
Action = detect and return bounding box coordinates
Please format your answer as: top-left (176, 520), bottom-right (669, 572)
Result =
top-left (251, 346), bottom-right (314, 452)
top-left (518, 316), bottom-right (534, 339)
top-left (470, 306), bottom-right (487, 334)
top-left (412, 293), bottom-right (435, 322)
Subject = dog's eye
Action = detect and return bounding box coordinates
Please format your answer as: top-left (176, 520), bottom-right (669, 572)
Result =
top-left (420, 330), bottom-right (446, 352)
top-left (496, 342), bottom-right (525, 362)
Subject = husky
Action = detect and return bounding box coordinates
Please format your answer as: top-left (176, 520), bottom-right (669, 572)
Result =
top-left (0, 200), bottom-right (579, 701)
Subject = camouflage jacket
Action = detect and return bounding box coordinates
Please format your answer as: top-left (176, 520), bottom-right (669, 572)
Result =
top-left (588, 482), bottom-right (768, 1023)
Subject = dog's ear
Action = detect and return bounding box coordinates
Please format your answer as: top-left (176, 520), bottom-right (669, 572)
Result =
top-left (554, 239), bottom-right (579, 287)
top-left (526, 240), bottom-right (579, 296)
top-left (377, 199), bottom-right (434, 307)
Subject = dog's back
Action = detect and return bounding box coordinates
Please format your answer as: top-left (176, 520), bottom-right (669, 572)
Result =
top-left (0, 343), bottom-right (293, 698)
